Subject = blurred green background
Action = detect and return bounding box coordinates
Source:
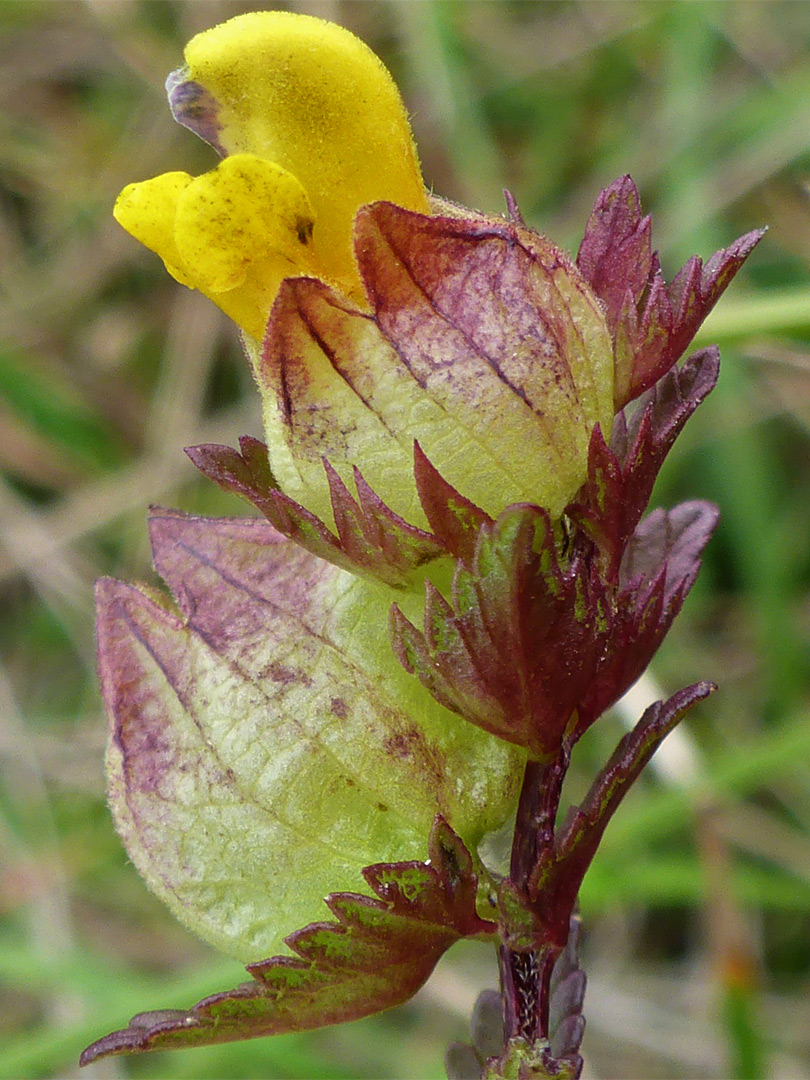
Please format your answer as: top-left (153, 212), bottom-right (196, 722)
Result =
top-left (1, 1), bottom-right (809, 1077)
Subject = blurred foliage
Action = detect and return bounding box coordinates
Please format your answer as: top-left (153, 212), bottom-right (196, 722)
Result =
top-left (1, 1), bottom-right (809, 1077)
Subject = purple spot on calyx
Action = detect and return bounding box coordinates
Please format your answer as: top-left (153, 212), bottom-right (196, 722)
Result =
top-left (166, 68), bottom-right (225, 157)
top-left (330, 697), bottom-right (349, 720)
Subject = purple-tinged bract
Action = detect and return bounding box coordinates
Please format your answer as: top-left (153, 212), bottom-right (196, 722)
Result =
top-left (577, 175), bottom-right (764, 409)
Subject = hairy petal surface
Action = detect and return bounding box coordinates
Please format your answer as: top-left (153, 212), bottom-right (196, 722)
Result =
top-left (115, 155), bottom-right (318, 340)
top-left (98, 511), bottom-right (522, 963)
top-left (169, 11), bottom-right (429, 303)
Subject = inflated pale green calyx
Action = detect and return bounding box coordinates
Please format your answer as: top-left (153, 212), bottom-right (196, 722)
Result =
top-left (252, 208), bottom-right (615, 531)
top-left (98, 512), bottom-right (523, 962)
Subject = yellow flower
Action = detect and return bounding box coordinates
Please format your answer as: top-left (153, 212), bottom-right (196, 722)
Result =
top-left (114, 11), bottom-right (429, 340)
top-left (114, 9), bottom-right (615, 531)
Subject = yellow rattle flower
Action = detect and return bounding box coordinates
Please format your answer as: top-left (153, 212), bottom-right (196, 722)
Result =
top-left (114, 11), bottom-right (429, 341)
top-left (114, 9), bottom-right (615, 532)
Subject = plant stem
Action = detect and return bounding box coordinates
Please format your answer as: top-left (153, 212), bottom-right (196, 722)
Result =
top-left (510, 746), bottom-right (570, 892)
top-left (500, 741), bottom-right (572, 1044)
top-left (498, 943), bottom-right (558, 1043)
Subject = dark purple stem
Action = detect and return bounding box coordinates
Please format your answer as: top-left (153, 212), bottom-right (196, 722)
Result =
top-left (510, 745), bottom-right (570, 891)
top-left (500, 740), bottom-right (572, 1044)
